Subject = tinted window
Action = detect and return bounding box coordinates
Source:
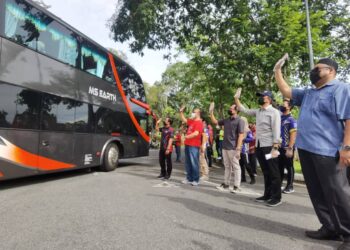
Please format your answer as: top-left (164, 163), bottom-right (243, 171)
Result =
top-left (41, 95), bottom-right (75, 131)
top-left (115, 58), bottom-right (146, 102)
top-left (94, 106), bottom-right (136, 136)
top-left (4, 0), bottom-right (79, 66)
top-left (75, 102), bottom-right (95, 133)
top-left (81, 42), bottom-right (108, 79)
top-left (0, 84), bottom-right (40, 129)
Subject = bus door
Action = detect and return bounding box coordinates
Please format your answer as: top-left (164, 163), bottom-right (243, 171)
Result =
top-left (38, 95), bottom-right (75, 172)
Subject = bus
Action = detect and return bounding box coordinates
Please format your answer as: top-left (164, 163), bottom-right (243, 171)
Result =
top-left (0, 0), bottom-right (153, 181)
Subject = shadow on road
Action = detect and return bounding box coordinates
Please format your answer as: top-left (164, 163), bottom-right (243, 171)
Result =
top-left (149, 194), bottom-right (336, 249)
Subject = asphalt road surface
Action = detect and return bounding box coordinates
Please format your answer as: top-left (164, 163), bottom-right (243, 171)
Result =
top-left (0, 149), bottom-right (340, 250)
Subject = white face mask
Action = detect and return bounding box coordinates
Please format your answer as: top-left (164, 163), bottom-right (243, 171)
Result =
top-left (190, 112), bottom-right (196, 119)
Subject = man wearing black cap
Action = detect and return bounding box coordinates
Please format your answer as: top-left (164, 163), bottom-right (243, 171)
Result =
top-left (274, 56), bottom-right (350, 250)
top-left (234, 88), bottom-right (282, 207)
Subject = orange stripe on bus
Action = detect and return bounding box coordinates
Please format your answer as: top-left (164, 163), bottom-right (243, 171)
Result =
top-left (0, 137), bottom-right (74, 171)
top-left (0, 171), bottom-right (4, 177)
top-left (108, 53), bottom-right (150, 142)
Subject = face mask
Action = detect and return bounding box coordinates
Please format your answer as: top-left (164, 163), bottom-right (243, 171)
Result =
top-left (227, 110), bottom-right (233, 116)
top-left (190, 113), bottom-right (196, 119)
top-left (279, 106), bottom-right (287, 113)
top-left (258, 97), bottom-right (265, 105)
top-left (309, 68), bottom-right (321, 85)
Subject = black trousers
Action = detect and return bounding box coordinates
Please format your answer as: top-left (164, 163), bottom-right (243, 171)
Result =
top-left (240, 153), bottom-right (254, 181)
top-left (159, 149), bottom-right (172, 177)
top-left (248, 153), bottom-right (258, 174)
top-left (278, 148), bottom-right (295, 189)
top-left (206, 146), bottom-right (213, 167)
top-left (256, 146), bottom-right (281, 201)
top-left (299, 149), bottom-right (350, 237)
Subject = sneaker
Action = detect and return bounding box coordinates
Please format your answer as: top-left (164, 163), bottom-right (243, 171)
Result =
top-left (157, 175), bottom-right (165, 179)
top-left (231, 186), bottom-right (241, 193)
top-left (266, 199), bottom-right (282, 207)
top-left (164, 175), bottom-right (170, 180)
top-left (200, 176), bottom-right (209, 181)
top-left (241, 179), bottom-right (247, 183)
top-left (250, 178), bottom-right (256, 185)
top-left (283, 187), bottom-right (295, 194)
top-left (216, 183), bottom-right (229, 191)
top-left (253, 173), bottom-right (257, 177)
top-left (181, 179), bottom-right (190, 184)
top-left (255, 196), bottom-right (270, 203)
top-left (191, 181), bottom-right (199, 186)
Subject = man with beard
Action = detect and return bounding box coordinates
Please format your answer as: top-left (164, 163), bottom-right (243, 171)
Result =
top-left (155, 117), bottom-right (174, 180)
top-left (274, 56), bottom-right (350, 250)
top-left (209, 103), bottom-right (245, 193)
top-left (234, 89), bottom-right (282, 207)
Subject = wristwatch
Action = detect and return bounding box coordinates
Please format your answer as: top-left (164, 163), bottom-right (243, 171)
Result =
top-left (341, 145), bottom-right (350, 151)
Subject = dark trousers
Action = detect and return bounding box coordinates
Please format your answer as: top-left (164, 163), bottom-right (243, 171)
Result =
top-left (159, 149), bottom-right (172, 177)
top-left (256, 146), bottom-right (281, 201)
top-left (278, 148), bottom-right (295, 189)
top-left (240, 153), bottom-right (254, 181)
top-left (248, 153), bottom-right (258, 174)
top-left (206, 146), bottom-right (213, 167)
top-left (175, 145), bottom-right (181, 162)
top-left (299, 149), bottom-right (350, 237)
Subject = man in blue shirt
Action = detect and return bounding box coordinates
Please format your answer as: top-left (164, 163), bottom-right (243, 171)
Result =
top-left (274, 56), bottom-right (350, 249)
top-left (278, 99), bottom-right (297, 194)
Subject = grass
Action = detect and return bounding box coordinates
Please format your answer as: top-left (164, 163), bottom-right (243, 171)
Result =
top-left (294, 160), bottom-right (302, 174)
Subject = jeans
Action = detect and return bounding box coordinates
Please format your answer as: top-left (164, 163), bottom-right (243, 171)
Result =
top-left (185, 145), bottom-right (200, 182)
top-left (175, 145), bottom-right (181, 161)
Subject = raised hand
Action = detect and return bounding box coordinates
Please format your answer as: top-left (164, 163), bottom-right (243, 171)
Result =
top-left (209, 102), bottom-right (215, 114)
top-left (179, 105), bottom-right (186, 112)
top-left (273, 53), bottom-right (289, 72)
top-left (234, 88), bottom-right (242, 99)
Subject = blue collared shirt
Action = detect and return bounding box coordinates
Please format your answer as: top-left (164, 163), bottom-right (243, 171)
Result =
top-left (292, 79), bottom-right (350, 157)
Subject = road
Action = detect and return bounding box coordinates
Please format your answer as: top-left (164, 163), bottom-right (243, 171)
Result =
top-left (0, 149), bottom-right (339, 250)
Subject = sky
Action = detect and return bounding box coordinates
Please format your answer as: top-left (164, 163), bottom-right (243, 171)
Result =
top-left (42, 0), bottom-right (186, 84)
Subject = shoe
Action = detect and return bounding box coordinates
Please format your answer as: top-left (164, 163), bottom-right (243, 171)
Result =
top-left (266, 199), bottom-right (282, 207)
top-left (255, 196), bottom-right (270, 203)
top-left (283, 187), bottom-right (295, 194)
top-left (216, 183), bottom-right (229, 191)
top-left (191, 181), bottom-right (199, 186)
top-left (157, 175), bottom-right (165, 179)
top-left (164, 175), bottom-right (170, 180)
top-left (200, 176), bottom-right (209, 181)
top-left (241, 179), bottom-right (247, 183)
top-left (250, 178), bottom-right (256, 185)
top-left (231, 186), bottom-right (241, 193)
top-left (182, 179), bottom-right (190, 184)
top-left (338, 241), bottom-right (350, 250)
top-left (305, 227), bottom-right (343, 241)
top-left (253, 173), bottom-right (257, 177)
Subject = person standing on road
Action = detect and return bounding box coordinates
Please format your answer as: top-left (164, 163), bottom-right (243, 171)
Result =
top-left (179, 106), bottom-right (203, 186)
top-left (278, 99), bottom-right (297, 194)
top-left (199, 119), bottom-right (210, 181)
top-left (248, 123), bottom-right (258, 176)
top-left (174, 130), bottom-right (182, 162)
top-left (240, 117), bottom-right (256, 185)
top-left (209, 102), bottom-right (245, 193)
top-left (234, 89), bottom-right (282, 207)
top-left (155, 117), bottom-right (174, 180)
top-left (274, 56), bottom-right (350, 249)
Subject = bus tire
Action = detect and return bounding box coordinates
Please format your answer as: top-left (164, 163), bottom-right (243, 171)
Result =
top-left (101, 143), bottom-right (119, 171)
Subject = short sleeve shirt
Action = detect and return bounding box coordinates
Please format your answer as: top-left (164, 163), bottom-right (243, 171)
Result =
top-left (159, 127), bottom-right (174, 151)
top-left (185, 119), bottom-right (203, 147)
top-left (281, 114), bottom-right (297, 148)
top-left (292, 79), bottom-right (350, 157)
top-left (218, 116), bottom-right (245, 150)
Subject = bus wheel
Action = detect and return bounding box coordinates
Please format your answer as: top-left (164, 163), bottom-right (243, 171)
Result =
top-left (101, 143), bottom-right (119, 171)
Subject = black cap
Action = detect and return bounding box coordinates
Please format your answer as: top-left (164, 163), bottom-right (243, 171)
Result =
top-left (256, 90), bottom-right (274, 99)
top-left (317, 58), bottom-right (338, 72)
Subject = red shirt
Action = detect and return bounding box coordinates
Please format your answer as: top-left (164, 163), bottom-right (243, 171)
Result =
top-left (175, 133), bottom-right (182, 147)
top-left (185, 119), bottom-right (203, 147)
